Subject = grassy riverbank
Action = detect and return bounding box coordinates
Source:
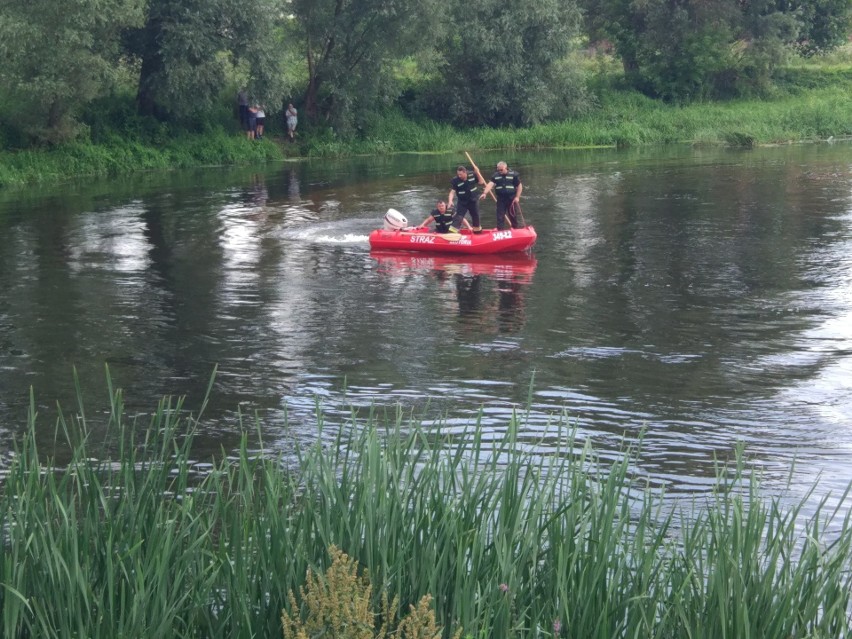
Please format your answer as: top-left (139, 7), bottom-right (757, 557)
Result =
top-left (1, 64), bottom-right (852, 188)
top-left (2, 384), bottom-right (851, 638)
top-left (0, 127), bottom-right (283, 188)
top-left (302, 82), bottom-right (852, 157)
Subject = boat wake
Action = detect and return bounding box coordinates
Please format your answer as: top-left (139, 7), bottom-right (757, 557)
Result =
top-left (297, 232), bottom-right (370, 244)
top-left (281, 220), bottom-right (373, 245)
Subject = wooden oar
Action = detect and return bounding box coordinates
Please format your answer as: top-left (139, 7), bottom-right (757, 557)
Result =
top-left (464, 151), bottom-right (497, 202)
top-left (466, 150), bottom-right (509, 226)
top-left (438, 232), bottom-right (465, 242)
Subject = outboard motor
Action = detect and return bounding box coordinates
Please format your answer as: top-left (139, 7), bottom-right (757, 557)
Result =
top-left (383, 208), bottom-right (408, 230)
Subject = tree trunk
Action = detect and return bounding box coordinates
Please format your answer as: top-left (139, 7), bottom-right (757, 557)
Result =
top-left (304, 32), bottom-right (320, 118)
top-left (304, 74), bottom-right (320, 119)
top-left (136, 18), bottom-right (164, 118)
top-left (622, 54), bottom-right (639, 75)
top-left (46, 98), bottom-right (63, 130)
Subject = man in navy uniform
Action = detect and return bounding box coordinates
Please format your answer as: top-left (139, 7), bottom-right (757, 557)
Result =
top-left (447, 165), bottom-right (484, 233)
top-left (481, 161), bottom-right (523, 229)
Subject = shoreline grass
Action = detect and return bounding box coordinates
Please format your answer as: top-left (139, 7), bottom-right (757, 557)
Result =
top-left (310, 84), bottom-right (852, 156)
top-left (2, 380), bottom-right (851, 638)
top-left (0, 127), bottom-right (283, 188)
top-left (2, 73), bottom-right (852, 188)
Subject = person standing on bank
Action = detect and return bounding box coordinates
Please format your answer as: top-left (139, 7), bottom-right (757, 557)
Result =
top-left (447, 165), bottom-right (484, 233)
top-left (237, 87), bottom-right (249, 129)
top-left (246, 104), bottom-right (258, 140)
top-left (417, 200), bottom-right (472, 233)
top-left (286, 103), bottom-right (298, 141)
top-left (480, 161), bottom-right (523, 229)
top-left (255, 104), bottom-right (266, 140)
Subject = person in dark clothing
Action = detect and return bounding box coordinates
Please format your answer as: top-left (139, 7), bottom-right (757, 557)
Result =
top-left (417, 200), bottom-right (472, 233)
top-left (237, 88), bottom-right (249, 129)
top-left (480, 161), bottom-right (524, 229)
top-left (246, 105), bottom-right (258, 140)
top-left (447, 165), bottom-right (484, 233)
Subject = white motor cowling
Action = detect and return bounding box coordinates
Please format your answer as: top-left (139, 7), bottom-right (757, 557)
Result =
top-left (383, 208), bottom-right (408, 230)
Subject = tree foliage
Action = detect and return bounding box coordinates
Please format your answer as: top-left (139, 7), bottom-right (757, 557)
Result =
top-left (638, 0), bottom-right (743, 100)
top-left (0, 0), bottom-right (144, 142)
top-left (287, 0), bottom-right (440, 135)
top-left (791, 0), bottom-right (852, 55)
top-left (0, 0), bottom-right (848, 143)
top-left (125, 0), bottom-right (283, 119)
top-left (429, 0), bottom-right (587, 126)
top-left (582, 0), bottom-right (852, 100)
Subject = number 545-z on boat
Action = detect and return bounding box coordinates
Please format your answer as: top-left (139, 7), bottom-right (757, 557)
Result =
top-left (369, 209), bottom-right (537, 255)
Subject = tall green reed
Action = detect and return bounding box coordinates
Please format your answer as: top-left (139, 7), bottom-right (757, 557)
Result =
top-left (2, 379), bottom-right (851, 638)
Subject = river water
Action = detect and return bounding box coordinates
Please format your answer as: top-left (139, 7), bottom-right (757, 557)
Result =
top-left (1, 144), bottom-right (851, 502)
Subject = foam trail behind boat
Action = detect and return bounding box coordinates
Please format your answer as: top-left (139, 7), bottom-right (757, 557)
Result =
top-left (298, 232), bottom-right (369, 244)
top-left (281, 220), bottom-right (373, 244)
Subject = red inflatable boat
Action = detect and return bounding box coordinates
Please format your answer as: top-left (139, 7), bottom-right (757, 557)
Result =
top-left (368, 226), bottom-right (537, 255)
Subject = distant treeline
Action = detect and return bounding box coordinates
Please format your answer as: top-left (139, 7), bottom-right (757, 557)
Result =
top-left (0, 0), bottom-right (850, 149)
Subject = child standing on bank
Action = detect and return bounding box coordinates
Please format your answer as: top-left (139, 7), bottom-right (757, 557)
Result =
top-left (255, 105), bottom-right (266, 140)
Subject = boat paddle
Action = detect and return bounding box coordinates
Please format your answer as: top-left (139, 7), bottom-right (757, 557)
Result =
top-left (466, 151), bottom-right (515, 226)
top-left (465, 151), bottom-right (497, 202)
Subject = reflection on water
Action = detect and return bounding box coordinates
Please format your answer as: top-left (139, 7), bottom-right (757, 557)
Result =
top-left (371, 251), bottom-right (538, 282)
top-left (371, 252), bottom-right (536, 336)
top-left (0, 145), bottom-right (851, 508)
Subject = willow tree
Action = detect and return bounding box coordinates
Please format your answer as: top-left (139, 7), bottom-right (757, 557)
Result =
top-left (290, 0), bottom-right (439, 133)
top-left (126, 0), bottom-right (283, 119)
top-left (430, 0), bottom-right (587, 127)
top-left (0, 0), bottom-right (144, 142)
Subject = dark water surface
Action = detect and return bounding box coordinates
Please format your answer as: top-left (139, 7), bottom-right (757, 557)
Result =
top-left (1, 145), bottom-right (851, 500)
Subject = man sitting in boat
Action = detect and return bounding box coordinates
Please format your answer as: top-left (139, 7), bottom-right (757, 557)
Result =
top-left (417, 200), bottom-right (472, 233)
